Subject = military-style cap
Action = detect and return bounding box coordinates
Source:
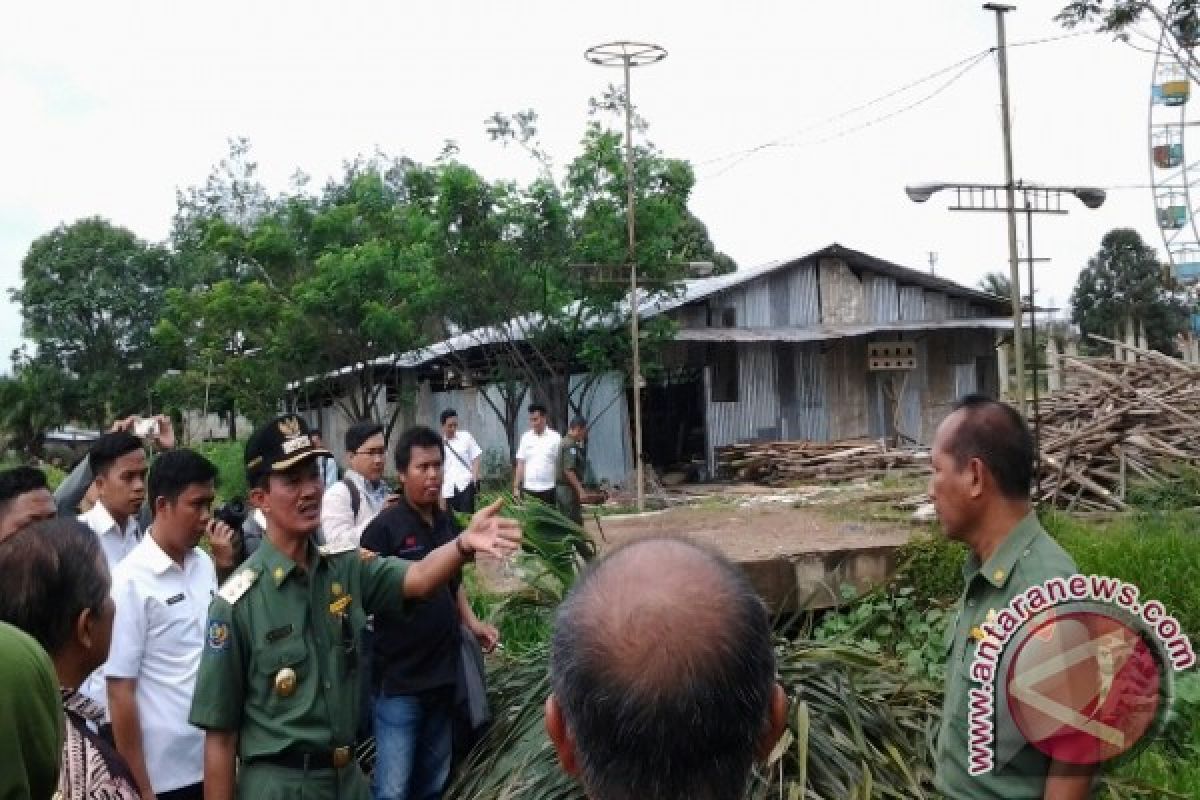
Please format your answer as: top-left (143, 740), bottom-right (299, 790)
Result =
top-left (244, 414), bottom-right (332, 484)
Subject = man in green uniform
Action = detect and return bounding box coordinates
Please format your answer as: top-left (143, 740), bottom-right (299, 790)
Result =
top-left (188, 414), bottom-right (520, 800)
top-left (929, 395), bottom-right (1093, 800)
top-left (555, 417), bottom-right (593, 527)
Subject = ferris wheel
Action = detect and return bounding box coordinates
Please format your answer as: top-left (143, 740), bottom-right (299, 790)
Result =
top-left (1150, 27), bottom-right (1200, 289)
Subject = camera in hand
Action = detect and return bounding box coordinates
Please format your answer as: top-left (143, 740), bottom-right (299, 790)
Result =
top-left (213, 498), bottom-right (248, 533)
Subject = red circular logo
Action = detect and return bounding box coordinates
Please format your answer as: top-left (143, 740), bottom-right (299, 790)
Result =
top-left (1005, 611), bottom-right (1163, 765)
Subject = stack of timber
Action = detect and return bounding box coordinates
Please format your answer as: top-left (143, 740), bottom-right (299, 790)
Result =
top-left (716, 438), bottom-right (930, 485)
top-left (1036, 336), bottom-right (1200, 511)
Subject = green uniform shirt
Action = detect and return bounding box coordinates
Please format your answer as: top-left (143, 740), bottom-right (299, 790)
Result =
top-left (188, 535), bottom-right (408, 762)
top-left (0, 621), bottom-right (63, 800)
top-left (934, 512), bottom-right (1078, 799)
top-left (555, 434), bottom-right (586, 489)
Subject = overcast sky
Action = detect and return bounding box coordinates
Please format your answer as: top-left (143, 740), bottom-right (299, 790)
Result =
top-left (0, 1), bottom-right (1168, 367)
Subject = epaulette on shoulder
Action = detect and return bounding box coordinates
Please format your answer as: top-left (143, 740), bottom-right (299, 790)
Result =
top-left (318, 541), bottom-right (358, 557)
top-left (218, 568), bottom-right (259, 605)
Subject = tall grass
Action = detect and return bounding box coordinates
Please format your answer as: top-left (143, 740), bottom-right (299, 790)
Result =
top-left (1044, 511), bottom-right (1200, 635)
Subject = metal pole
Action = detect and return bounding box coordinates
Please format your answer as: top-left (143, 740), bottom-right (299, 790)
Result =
top-left (624, 56), bottom-right (645, 512)
top-left (985, 2), bottom-right (1026, 415)
top-left (1024, 195), bottom-right (1041, 473)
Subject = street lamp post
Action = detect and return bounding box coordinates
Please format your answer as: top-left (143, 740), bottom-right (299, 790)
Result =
top-left (585, 40), bottom-right (667, 512)
top-left (905, 181), bottom-right (1105, 470)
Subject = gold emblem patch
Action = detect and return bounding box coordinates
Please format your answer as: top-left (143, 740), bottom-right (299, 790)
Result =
top-left (332, 582), bottom-right (344, 597)
top-left (329, 595), bottom-right (351, 615)
top-left (274, 667), bottom-right (297, 697)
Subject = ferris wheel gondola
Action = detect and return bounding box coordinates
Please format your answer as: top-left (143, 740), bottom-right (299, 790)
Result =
top-left (1150, 29), bottom-right (1200, 287)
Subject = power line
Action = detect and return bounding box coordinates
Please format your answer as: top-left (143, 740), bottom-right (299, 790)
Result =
top-left (694, 49), bottom-right (992, 168)
top-left (694, 29), bottom-right (1102, 180)
top-left (703, 52), bottom-right (991, 179)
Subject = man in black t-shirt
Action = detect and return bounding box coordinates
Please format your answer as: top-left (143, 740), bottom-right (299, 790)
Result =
top-left (361, 426), bottom-right (500, 800)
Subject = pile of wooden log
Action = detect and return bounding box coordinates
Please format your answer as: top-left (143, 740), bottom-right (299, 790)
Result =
top-left (716, 438), bottom-right (930, 485)
top-left (1036, 338), bottom-right (1200, 511)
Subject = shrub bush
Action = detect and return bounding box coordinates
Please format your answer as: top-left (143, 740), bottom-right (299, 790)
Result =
top-left (894, 527), bottom-right (967, 603)
top-left (195, 440), bottom-right (247, 502)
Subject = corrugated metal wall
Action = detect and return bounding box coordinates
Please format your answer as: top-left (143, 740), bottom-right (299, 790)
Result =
top-left (705, 264), bottom-right (819, 329)
top-left (778, 343), bottom-right (830, 442)
top-left (864, 274), bottom-right (900, 323)
top-left (426, 373), bottom-right (632, 485)
top-left (866, 338), bottom-right (927, 442)
top-left (309, 372), bottom-right (632, 486)
top-left (705, 343), bottom-right (781, 446)
top-left (898, 286), bottom-right (926, 320)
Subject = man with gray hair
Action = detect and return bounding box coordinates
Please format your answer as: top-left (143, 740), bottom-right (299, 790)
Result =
top-left (545, 536), bottom-right (788, 800)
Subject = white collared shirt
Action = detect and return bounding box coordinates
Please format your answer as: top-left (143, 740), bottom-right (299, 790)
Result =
top-left (107, 533), bottom-right (216, 793)
top-left (442, 431), bottom-right (482, 497)
top-left (516, 428), bottom-right (561, 491)
top-left (80, 502), bottom-right (142, 571)
top-left (78, 502), bottom-right (142, 717)
top-left (320, 469), bottom-right (389, 550)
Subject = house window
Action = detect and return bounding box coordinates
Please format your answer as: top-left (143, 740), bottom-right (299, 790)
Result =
top-left (707, 305), bottom-right (737, 328)
top-left (711, 345), bottom-right (740, 402)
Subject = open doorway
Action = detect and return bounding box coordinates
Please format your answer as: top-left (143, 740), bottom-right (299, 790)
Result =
top-left (638, 368), bottom-right (707, 480)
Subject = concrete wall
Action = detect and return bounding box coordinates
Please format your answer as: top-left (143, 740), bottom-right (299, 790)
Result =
top-left (818, 257), bottom-right (866, 325)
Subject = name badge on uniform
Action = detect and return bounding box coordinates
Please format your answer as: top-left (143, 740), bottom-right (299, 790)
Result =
top-left (166, 593), bottom-right (185, 606)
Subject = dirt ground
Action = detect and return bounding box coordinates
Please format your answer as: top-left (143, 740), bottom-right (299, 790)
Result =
top-left (476, 484), bottom-right (923, 592)
top-left (586, 503), bottom-right (912, 560)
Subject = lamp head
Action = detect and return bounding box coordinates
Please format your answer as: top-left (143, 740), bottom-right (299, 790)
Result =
top-left (905, 183), bottom-right (946, 203)
top-left (1072, 187), bottom-right (1107, 209)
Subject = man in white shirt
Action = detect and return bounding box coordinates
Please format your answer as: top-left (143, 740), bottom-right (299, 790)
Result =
top-left (513, 403), bottom-right (561, 507)
top-left (321, 421), bottom-right (397, 550)
top-left (441, 408), bottom-right (482, 513)
top-left (78, 431), bottom-right (148, 719)
top-left (107, 449), bottom-right (235, 800)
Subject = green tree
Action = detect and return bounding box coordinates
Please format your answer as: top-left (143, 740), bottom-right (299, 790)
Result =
top-left (978, 271), bottom-right (1012, 299)
top-left (1058, 2), bottom-right (1200, 68)
top-left (160, 146), bottom-right (435, 439)
top-left (11, 217), bottom-right (172, 425)
top-left (430, 104), bottom-right (734, 450)
top-left (0, 355), bottom-right (77, 456)
top-left (1070, 228), bottom-right (1188, 353)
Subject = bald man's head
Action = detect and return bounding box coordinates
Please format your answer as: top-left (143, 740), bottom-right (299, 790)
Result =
top-left (547, 537), bottom-right (785, 800)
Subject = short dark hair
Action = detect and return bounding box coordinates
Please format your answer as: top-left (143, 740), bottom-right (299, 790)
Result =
top-left (569, 416), bottom-right (588, 430)
top-left (345, 421), bottom-right (385, 453)
top-left (148, 449), bottom-right (218, 511)
top-left (0, 519), bottom-right (109, 655)
top-left (528, 403), bottom-right (547, 416)
top-left (89, 431), bottom-right (144, 478)
top-left (439, 409), bottom-right (458, 425)
top-left (393, 426), bottom-right (444, 472)
top-left (948, 394), bottom-right (1033, 499)
top-left (550, 538), bottom-right (776, 800)
top-left (0, 467), bottom-right (49, 513)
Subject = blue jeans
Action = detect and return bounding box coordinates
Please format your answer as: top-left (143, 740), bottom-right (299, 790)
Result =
top-left (372, 692), bottom-right (453, 800)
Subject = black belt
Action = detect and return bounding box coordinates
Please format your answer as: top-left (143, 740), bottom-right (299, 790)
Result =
top-left (246, 746), bottom-right (354, 771)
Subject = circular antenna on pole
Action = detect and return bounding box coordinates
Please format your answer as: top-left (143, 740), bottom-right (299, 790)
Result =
top-left (584, 41), bottom-right (668, 68)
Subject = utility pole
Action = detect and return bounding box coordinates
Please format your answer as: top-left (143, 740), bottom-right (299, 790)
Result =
top-left (928, 251), bottom-right (938, 275)
top-left (984, 2), bottom-right (1026, 414)
top-left (585, 41), bottom-right (667, 512)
